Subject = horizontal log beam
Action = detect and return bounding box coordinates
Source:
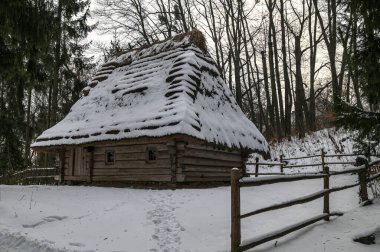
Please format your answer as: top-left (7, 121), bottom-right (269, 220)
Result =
top-left (282, 154), bottom-right (320, 161)
top-left (246, 162), bottom-right (285, 166)
top-left (325, 161), bottom-right (355, 165)
top-left (239, 174), bottom-right (326, 187)
top-left (239, 212), bottom-right (343, 251)
top-left (240, 189), bottom-right (328, 219)
top-left (284, 163), bottom-right (322, 168)
top-left (245, 172), bottom-right (285, 176)
top-left (329, 167), bottom-right (366, 175)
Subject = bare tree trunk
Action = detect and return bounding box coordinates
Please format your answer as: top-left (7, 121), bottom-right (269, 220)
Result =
top-left (267, 0), bottom-right (281, 139)
top-left (252, 49), bottom-right (266, 132)
top-left (313, 0), bottom-right (340, 111)
top-left (308, 0), bottom-right (317, 131)
top-left (294, 35), bottom-right (308, 138)
top-left (261, 50), bottom-right (274, 139)
top-left (242, 20), bottom-right (255, 122)
top-left (272, 26), bottom-right (284, 136)
top-left (279, 0), bottom-right (292, 137)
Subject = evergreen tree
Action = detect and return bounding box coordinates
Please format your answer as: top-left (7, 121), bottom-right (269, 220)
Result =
top-left (0, 0), bottom-right (95, 175)
top-left (336, 0), bottom-right (380, 153)
top-left (0, 0), bottom-right (54, 173)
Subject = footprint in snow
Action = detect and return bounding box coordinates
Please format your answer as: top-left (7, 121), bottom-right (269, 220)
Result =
top-left (69, 242), bottom-right (85, 247)
top-left (147, 192), bottom-right (185, 252)
top-left (22, 216), bottom-right (67, 228)
top-left (104, 201), bottom-right (127, 212)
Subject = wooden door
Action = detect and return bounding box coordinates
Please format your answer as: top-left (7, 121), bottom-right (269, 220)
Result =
top-left (72, 147), bottom-right (88, 177)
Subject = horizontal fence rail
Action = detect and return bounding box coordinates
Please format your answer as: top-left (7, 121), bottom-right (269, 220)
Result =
top-left (231, 158), bottom-right (380, 252)
top-left (1, 167), bottom-right (59, 185)
top-left (247, 148), bottom-right (379, 177)
top-left (239, 212), bottom-right (344, 252)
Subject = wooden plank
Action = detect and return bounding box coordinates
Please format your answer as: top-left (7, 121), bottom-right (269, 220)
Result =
top-left (183, 165), bottom-right (235, 173)
top-left (70, 148), bottom-right (75, 176)
top-left (239, 212), bottom-right (344, 251)
top-left (93, 168), bottom-right (171, 176)
top-left (184, 171), bottom-right (231, 177)
top-left (185, 148), bottom-right (242, 162)
top-left (284, 163), bottom-right (322, 168)
top-left (93, 159), bottom-right (171, 169)
top-left (92, 175), bottom-right (171, 182)
top-left (325, 161), bottom-right (355, 165)
top-left (182, 157), bottom-right (241, 167)
top-left (184, 176), bottom-right (230, 182)
top-left (88, 148), bottom-right (94, 183)
top-left (282, 154), bottom-right (320, 161)
top-left (93, 151), bottom-right (169, 162)
top-left (93, 144), bottom-right (168, 155)
top-left (231, 168), bottom-right (241, 252)
top-left (323, 166), bottom-right (330, 221)
top-left (240, 189), bottom-right (328, 219)
top-left (60, 150), bottom-right (65, 183)
top-left (239, 174), bottom-right (327, 187)
top-left (329, 167), bottom-right (366, 175)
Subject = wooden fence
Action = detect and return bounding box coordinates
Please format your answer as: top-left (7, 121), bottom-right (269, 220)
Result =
top-left (231, 158), bottom-right (380, 252)
top-left (246, 149), bottom-right (379, 177)
top-left (1, 167), bottom-right (59, 185)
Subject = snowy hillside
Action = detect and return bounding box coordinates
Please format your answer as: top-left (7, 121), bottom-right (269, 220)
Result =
top-left (249, 128), bottom-right (379, 174)
top-left (270, 128), bottom-right (357, 158)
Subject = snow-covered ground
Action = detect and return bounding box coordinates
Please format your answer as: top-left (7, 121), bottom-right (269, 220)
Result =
top-left (2, 129), bottom-right (379, 251)
top-left (0, 174), bottom-right (379, 252)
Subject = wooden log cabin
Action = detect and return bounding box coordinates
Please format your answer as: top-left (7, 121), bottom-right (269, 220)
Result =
top-left (31, 30), bottom-right (270, 184)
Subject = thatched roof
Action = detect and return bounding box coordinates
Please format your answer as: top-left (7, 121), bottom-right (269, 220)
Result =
top-left (32, 30), bottom-right (269, 156)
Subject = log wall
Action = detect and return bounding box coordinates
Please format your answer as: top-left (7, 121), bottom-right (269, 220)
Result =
top-left (64, 143), bottom-right (172, 182)
top-left (62, 139), bottom-right (247, 183)
top-left (179, 144), bottom-right (243, 182)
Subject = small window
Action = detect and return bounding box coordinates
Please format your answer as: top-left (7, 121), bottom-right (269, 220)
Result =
top-left (105, 150), bottom-right (115, 165)
top-left (146, 147), bottom-right (157, 162)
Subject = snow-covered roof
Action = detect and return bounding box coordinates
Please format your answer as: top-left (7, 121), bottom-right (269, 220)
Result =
top-left (32, 30), bottom-right (269, 155)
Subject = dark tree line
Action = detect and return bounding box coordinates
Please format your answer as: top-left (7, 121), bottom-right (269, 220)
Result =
top-left (0, 0), bottom-right (379, 174)
top-left (0, 0), bottom-right (94, 175)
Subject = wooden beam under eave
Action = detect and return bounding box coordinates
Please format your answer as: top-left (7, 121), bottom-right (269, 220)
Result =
top-left (59, 149), bottom-right (65, 184)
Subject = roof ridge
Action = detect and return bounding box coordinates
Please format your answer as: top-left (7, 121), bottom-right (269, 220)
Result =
top-left (112, 29), bottom-right (207, 58)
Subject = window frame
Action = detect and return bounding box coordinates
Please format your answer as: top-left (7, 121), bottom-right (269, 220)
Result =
top-left (105, 149), bottom-right (115, 165)
top-left (146, 147), bottom-right (158, 163)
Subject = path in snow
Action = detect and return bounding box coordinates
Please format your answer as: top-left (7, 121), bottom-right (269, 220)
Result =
top-left (147, 191), bottom-right (185, 252)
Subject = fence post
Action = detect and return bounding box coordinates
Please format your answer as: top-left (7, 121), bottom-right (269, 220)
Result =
top-left (358, 163), bottom-right (369, 203)
top-left (366, 145), bottom-right (371, 162)
top-left (323, 166), bottom-right (330, 221)
top-left (255, 157), bottom-right (259, 177)
top-left (355, 156), bottom-right (369, 203)
top-left (321, 148), bottom-right (325, 171)
top-left (231, 168), bottom-right (241, 252)
top-left (280, 154), bottom-right (284, 173)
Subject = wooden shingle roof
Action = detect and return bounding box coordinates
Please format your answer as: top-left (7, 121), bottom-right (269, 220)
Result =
top-left (32, 30), bottom-right (269, 156)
